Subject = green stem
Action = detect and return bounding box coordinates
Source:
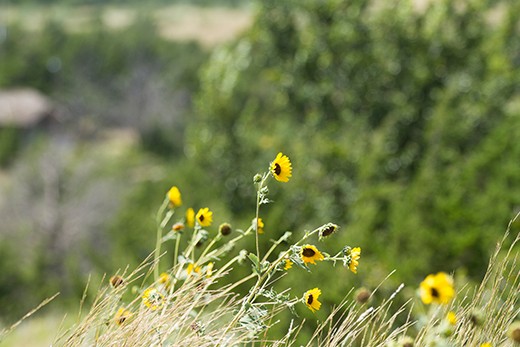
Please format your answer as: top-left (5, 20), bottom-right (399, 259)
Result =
top-left (201, 225), bottom-right (253, 262)
top-left (197, 233), bottom-right (222, 264)
top-left (220, 224), bottom-right (324, 340)
top-left (154, 197), bottom-right (170, 281)
top-left (172, 232), bottom-right (182, 270)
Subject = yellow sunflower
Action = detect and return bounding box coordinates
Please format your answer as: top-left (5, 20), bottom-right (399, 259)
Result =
top-left (447, 311), bottom-right (457, 325)
top-left (167, 186), bottom-right (182, 207)
top-left (186, 208), bottom-right (195, 228)
top-left (419, 272), bottom-right (455, 305)
top-left (480, 343), bottom-right (492, 347)
top-left (142, 288), bottom-right (164, 311)
top-left (349, 247), bottom-right (361, 274)
top-left (270, 152), bottom-right (292, 182)
top-left (254, 217), bottom-right (265, 234)
top-left (304, 288), bottom-right (322, 313)
top-left (114, 307), bottom-right (132, 326)
top-left (284, 258), bottom-right (293, 270)
top-left (186, 263), bottom-right (202, 276)
top-left (158, 272), bottom-right (171, 287)
top-left (206, 262), bottom-right (214, 278)
top-left (196, 207), bottom-right (213, 227)
top-left (300, 245), bottom-right (324, 265)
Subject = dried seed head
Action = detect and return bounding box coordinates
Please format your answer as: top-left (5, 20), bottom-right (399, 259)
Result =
top-left (507, 321), bottom-right (520, 343)
top-left (354, 287), bottom-right (371, 304)
top-left (172, 222), bottom-right (185, 232)
top-left (110, 275), bottom-right (124, 288)
top-left (469, 309), bottom-right (484, 327)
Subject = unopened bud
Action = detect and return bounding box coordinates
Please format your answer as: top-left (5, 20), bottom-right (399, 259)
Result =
top-left (507, 321), bottom-right (520, 343)
top-left (219, 223), bottom-right (232, 236)
top-left (469, 309), bottom-right (484, 327)
top-left (354, 287), bottom-right (371, 304)
top-left (172, 222), bottom-right (184, 232)
top-left (110, 275), bottom-right (124, 288)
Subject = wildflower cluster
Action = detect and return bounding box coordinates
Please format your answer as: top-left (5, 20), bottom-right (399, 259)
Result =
top-left (54, 152), bottom-right (519, 347)
top-left (100, 152), bottom-right (363, 342)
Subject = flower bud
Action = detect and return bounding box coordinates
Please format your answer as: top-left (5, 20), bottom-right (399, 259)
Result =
top-left (253, 174), bottom-right (262, 183)
top-left (172, 222), bottom-right (184, 232)
top-left (507, 321), bottom-right (520, 343)
top-left (110, 275), bottom-right (124, 288)
top-left (354, 287), bottom-right (371, 304)
top-left (469, 309), bottom-right (484, 327)
top-left (219, 223), bottom-right (232, 236)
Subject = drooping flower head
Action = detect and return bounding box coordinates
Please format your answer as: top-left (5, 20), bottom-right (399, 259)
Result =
top-left (114, 307), bottom-right (133, 326)
top-left (419, 272), bottom-right (455, 305)
top-left (186, 208), bottom-right (195, 228)
top-left (300, 245), bottom-right (324, 265)
top-left (142, 288), bottom-right (164, 311)
top-left (270, 152), bottom-right (292, 182)
top-left (318, 223), bottom-right (339, 240)
top-left (304, 288), bottom-right (322, 313)
top-left (167, 186), bottom-right (182, 207)
top-left (349, 247), bottom-right (361, 274)
top-left (196, 207), bottom-right (213, 227)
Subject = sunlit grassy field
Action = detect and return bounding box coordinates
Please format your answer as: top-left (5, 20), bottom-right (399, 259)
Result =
top-left (1, 153), bottom-right (519, 346)
top-left (2, 0), bottom-right (520, 345)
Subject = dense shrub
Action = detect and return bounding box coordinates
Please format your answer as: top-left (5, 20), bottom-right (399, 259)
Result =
top-left (188, 0), bottom-right (520, 291)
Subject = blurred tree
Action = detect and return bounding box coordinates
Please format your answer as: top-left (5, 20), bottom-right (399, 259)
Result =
top-left (188, 0), bottom-right (520, 289)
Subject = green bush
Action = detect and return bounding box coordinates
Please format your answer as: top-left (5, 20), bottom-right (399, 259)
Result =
top-left (188, 0), bottom-right (520, 290)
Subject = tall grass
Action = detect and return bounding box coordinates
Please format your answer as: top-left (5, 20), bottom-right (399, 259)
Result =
top-left (2, 154), bottom-right (519, 346)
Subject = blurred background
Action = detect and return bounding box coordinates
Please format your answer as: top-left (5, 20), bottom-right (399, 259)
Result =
top-left (1, 0), bottom-right (520, 345)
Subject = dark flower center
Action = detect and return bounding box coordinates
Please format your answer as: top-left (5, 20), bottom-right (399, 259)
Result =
top-left (302, 248), bottom-right (316, 257)
top-left (512, 328), bottom-right (520, 342)
top-left (199, 214), bottom-right (205, 222)
top-left (430, 287), bottom-right (440, 298)
top-left (118, 317), bottom-right (127, 324)
top-left (307, 294), bottom-right (314, 305)
top-left (322, 226), bottom-right (336, 237)
top-left (274, 163), bottom-right (282, 175)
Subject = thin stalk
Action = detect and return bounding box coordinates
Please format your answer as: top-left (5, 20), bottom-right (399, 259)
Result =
top-left (197, 233), bottom-right (222, 264)
top-left (220, 224), bottom-right (324, 340)
top-left (172, 232), bottom-right (182, 270)
top-left (254, 173), bottom-right (270, 266)
top-left (154, 197), bottom-right (170, 281)
top-left (201, 225), bottom-right (254, 262)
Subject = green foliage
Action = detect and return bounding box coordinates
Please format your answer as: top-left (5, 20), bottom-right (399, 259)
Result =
top-left (189, 0), bottom-right (520, 288)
